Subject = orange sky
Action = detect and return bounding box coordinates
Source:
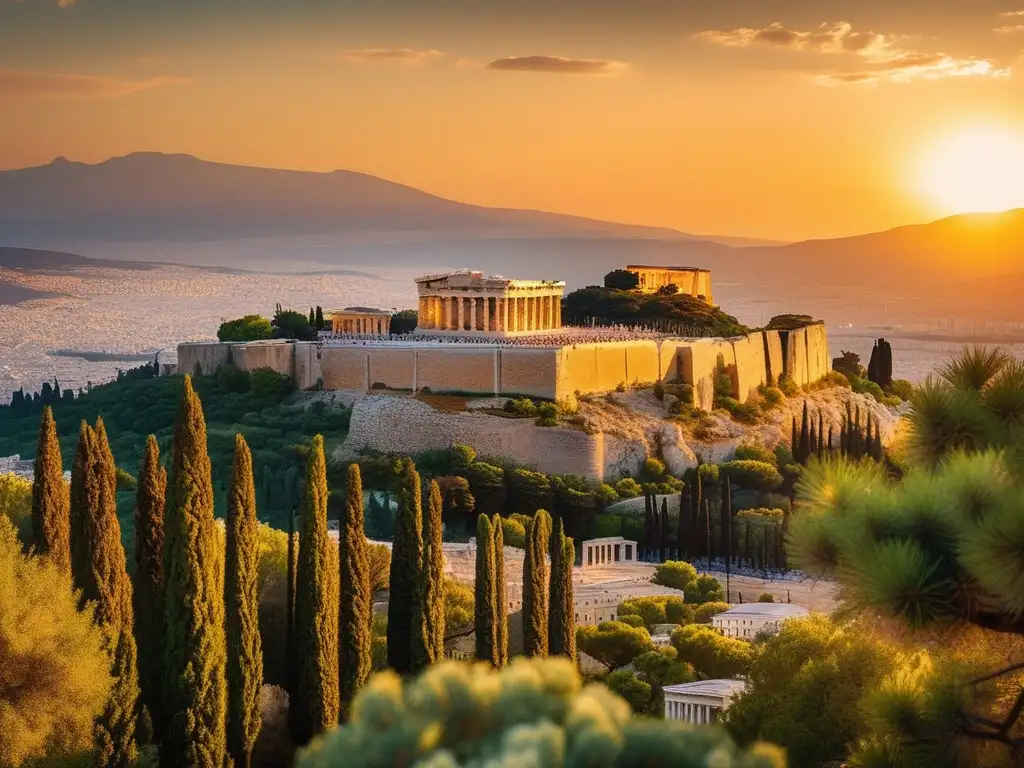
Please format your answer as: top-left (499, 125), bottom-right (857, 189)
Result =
top-left (1, 0), bottom-right (1022, 241)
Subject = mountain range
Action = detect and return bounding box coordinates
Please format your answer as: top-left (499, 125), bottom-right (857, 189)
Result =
top-left (0, 152), bottom-right (1021, 320)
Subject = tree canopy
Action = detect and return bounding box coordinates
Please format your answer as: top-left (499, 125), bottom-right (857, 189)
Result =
top-left (218, 315), bottom-right (274, 342)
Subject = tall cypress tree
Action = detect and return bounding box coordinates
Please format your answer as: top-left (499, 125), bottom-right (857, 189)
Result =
top-left (678, 486), bottom-right (689, 560)
top-left (286, 508), bottom-right (298, 698)
top-left (339, 463), bottom-right (372, 718)
top-left (72, 418), bottom-right (140, 766)
top-left (134, 435), bottom-right (167, 743)
top-left (163, 376), bottom-right (227, 767)
top-left (225, 435), bottom-right (262, 767)
top-left (388, 459), bottom-right (426, 675)
top-left (549, 523), bottom-right (576, 662)
top-left (422, 480), bottom-right (446, 665)
top-left (293, 434), bottom-right (339, 743)
top-left (491, 514), bottom-right (508, 669)
top-left (31, 406), bottom-right (69, 574)
top-left (694, 470), bottom-right (704, 560)
top-left (798, 400), bottom-right (811, 464)
top-left (522, 509), bottom-right (550, 657)
top-left (659, 498), bottom-right (669, 561)
top-left (474, 514), bottom-right (497, 665)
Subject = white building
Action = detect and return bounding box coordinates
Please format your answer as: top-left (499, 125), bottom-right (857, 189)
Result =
top-left (712, 603), bottom-right (809, 640)
top-left (664, 679), bottom-right (747, 724)
top-left (581, 536), bottom-right (639, 568)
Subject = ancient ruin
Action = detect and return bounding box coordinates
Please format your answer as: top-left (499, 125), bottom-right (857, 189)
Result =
top-left (329, 307), bottom-right (392, 336)
top-left (627, 265), bottom-right (713, 302)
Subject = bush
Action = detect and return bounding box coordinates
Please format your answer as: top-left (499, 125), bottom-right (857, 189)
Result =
top-left (115, 466), bottom-right (137, 491)
top-left (757, 593), bottom-right (776, 603)
top-left (597, 484), bottom-right (619, 507)
top-left (810, 370), bottom-right (851, 390)
top-left (618, 614), bottom-right (645, 628)
top-left (576, 621), bottom-right (655, 671)
top-left (652, 560), bottom-right (698, 593)
top-left (693, 601), bottom-right (730, 624)
top-left (887, 379), bottom-right (915, 401)
top-left (773, 443), bottom-right (794, 468)
top-left (618, 595), bottom-right (694, 629)
top-left (613, 477), bottom-right (643, 498)
top-left (615, 381), bottom-right (627, 393)
top-left (0, 473), bottom-right (32, 540)
top-left (831, 351), bottom-right (864, 380)
top-left (881, 393), bottom-right (902, 408)
top-left (535, 402), bottom-right (558, 427)
top-left (689, 576), bottom-right (725, 606)
top-left (719, 460), bottom-right (783, 492)
top-left (641, 458), bottom-right (666, 481)
top-left (670, 383), bottom-right (695, 406)
top-left (604, 269), bottom-right (640, 291)
top-left (850, 376), bottom-right (884, 402)
top-left (715, 397), bottom-right (760, 424)
top-left (758, 385), bottom-right (786, 408)
top-left (593, 514), bottom-right (623, 539)
top-left (500, 516), bottom-right (527, 549)
top-left (670, 623), bottom-right (754, 679)
top-left (250, 367), bottom-right (293, 399)
top-left (218, 314), bottom-right (274, 342)
top-left (777, 374), bottom-right (800, 397)
top-left (733, 441), bottom-right (776, 466)
top-left (503, 397), bottom-right (538, 417)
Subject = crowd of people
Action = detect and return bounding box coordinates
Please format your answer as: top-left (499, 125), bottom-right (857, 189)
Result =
top-left (318, 324), bottom-right (678, 348)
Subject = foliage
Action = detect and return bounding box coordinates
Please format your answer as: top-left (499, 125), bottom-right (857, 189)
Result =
top-left (133, 435), bottom-right (166, 743)
top-left (31, 407), bottom-right (70, 572)
top-left (0, 473), bottom-right (32, 542)
top-left (218, 315), bottom-right (273, 342)
top-left (617, 595), bottom-right (694, 629)
top-left (693, 601), bottom-right (730, 624)
top-left (653, 380), bottom-right (666, 401)
top-left (389, 309), bottom-right (418, 335)
top-left (733, 441), bottom-right (777, 466)
top-left (271, 308), bottom-right (317, 341)
top-left (296, 657), bottom-right (785, 768)
top-left (536, 402), bottom-right (559, 427)
top-left (651, 560), bottom-right (698, 593)
top-left (474, 514), bottom-right (498, 665)
top-left (606, 669), bottom-right (654, 714)
top-left (630, 646), bottom-right (697, 715)
top-left (293, 434), bottom-right (340, 742)
top-left (756, 593), bottom-right (775, 603)
top-left (162, 377), bottom-right (227, 766)
top-left (0, 517), bottom-right (113, 768)
top-left (249, 367), bottom-right (294, 399)
top-left (720, 460), bottom-right (783, 491)
top-left (491, 514), bottom-right (509, 668)
top-left (503, 397), bottom-right (538, 417)
top-left (604, 269), bottom-right (640, 290)
top-left (690, 577), bottom-right (725, 606)
top-left (421, 480), bottom-right (446, 667)
top-left (500, 514), bottom-right (527, 549)
top-left (225, 435), bottom-right (263, 765)
top-left (614, 477), bottom-right (643, 498)
top-left (888, 379), bottom-right (915, 402)
top-left (670, 624), bottom-right (755, 679)
top-left (387, 459), bottom-right (426, 676)
top-left (765, 315), bottom-right (819, 331)
top-left (576, 621), bottom-right (655, 671)
top-left (523, 509), bottom-right (551, 658)
top-left (832, 351), bottom-right (866, 380)
top-left (726, 615), bottom-right (900, 768)
top-left (850, 375), bottom-right (884, 402)
top-left (339, 464), bottom-right (373, 718)
top-left (717, 397), bottom-right (761, 424)
top-left (506, 468), bottom-right (552, 516)
top-left (811, 370), bottom-right (852, 390)
top-left (549, 522), bottom-right (577, 661)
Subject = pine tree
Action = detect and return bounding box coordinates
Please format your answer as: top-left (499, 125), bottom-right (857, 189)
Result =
top-left (292, 434), bottom-right (339, 743)
top-left (422, 480), bottom-right (446, 665)
top-left (549, 522), bottom-right (576, 662)
top-left (474, 514), bottom-right (498, 665)
top-left (492, 515), bottom-right (508, 669)
top-left (71, 419), bottom-right (140, 766)
top-left (339, 464), bottom-right (372, 718)
top-left (31, 406), bottom-right (70, 574)
top-left (225, 435), bottom-right (262, 767)
top-left (134, 435), bottom-right (167, 744)
top-left (522, 510), bottom-right (550, 657)
top-left (388, 458), bottom-right (425, 675)
top-left (162, 376), bottom-right (227, 766)
top-left (315, 306), bottom-right (325, 330)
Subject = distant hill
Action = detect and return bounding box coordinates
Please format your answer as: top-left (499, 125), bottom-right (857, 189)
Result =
top-left (0, 152), bottom-right (732, 246)
top-left (0, 246), bottom-right (161, 273)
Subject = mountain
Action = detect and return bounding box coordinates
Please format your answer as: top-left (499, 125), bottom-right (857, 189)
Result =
top-left (0, 152), bottom-right (729, 245)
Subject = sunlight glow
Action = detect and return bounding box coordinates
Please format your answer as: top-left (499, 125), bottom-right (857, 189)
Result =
top-left (915, 127), bottom-right (1024, 215)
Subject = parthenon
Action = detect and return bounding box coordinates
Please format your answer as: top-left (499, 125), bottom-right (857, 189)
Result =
top-left (329, 307), bottom-right (392, 336)
top-left (414, 270), bottom-right (566, 336)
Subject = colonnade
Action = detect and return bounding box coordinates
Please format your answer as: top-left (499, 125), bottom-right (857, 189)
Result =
top-left (417, 293), bottom-right (562, 333)
top-left (332, 314), bottom-right (390, 336)
top-left (664, 700), bottom-right (719, 724)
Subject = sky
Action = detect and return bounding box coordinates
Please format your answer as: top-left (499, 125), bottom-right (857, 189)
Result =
top-left (1, 0), bottom-right (1022, 242)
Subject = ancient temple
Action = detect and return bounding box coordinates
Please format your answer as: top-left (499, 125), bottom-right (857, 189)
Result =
top-left (414, 270), bottom-right (565, 336)
top-left (626, 265), bottom-right (713, 303)
top-left (329, 307), bottom-right (392, 336)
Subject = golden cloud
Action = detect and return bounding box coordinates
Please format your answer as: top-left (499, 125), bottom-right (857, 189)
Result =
top-left (0, 68), bottom-right (186, 98)
top-left (486, 56), bottom-right (628, 74)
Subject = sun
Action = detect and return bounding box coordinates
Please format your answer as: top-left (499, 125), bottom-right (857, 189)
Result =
top-left (914, 126), bottom-right (1024, 215)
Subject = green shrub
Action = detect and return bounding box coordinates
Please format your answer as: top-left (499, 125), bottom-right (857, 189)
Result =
top-left (593, 514), bottom-right (623, 539)
top-left (773, 443), bottom-right (794, 467)
top-left (887, 379), bottom-right (915, 401)
top-left (615, 382), bottom-right (627, 393)
top-left (641, 458), bottom-right (666, 481)
top-left (758, 385), bottom-right (786, 410)
top-left (688, 576), bottom-right (725, 606)
top-left (597, 484), bottom-right (619, 506)
top-left (693, 600), bottom-right (729, 623)
top-left (535, 402), bottom-right (558, 427)
top-left (115, 467), bottom-right (137, 491)
top-left (618, 613), bottom-right (645, 628)
top-left (720, 460), bottom-right (783, 491)
top-left (850, 376), bottom-right (884, 402)
top-left (218, 314), bottom-right (273, 342)
top-left (613, 477), bottom-right (643, 498)
top-left (652, 561), bottom-right (698, 593)
top-left (503, 397), bottom-right (538, 417)
top-left (715, 397), bottom-right (760, 424)
top-left (249, 367), bottom-right (293, 399)
top-left (670, 383), bottom-right (695, 406)
top-left (733, 441), bottom-right (776, 466)
top-left (618, 595), bottom-right (694, 629)
top-left (653, 381), bottom-right (665, 401)
top-left (810, 370), bottom-right (851, 390)
top-left (777, 374), bottom-right (800, 397)
top-left (881, 394), bottom-right (902, 408)
top-left (736, 508), bottom-right (784, 522)
top-left (500, 516), bottom-right (527, 549)
top-left (757, 593), bottom-right (776, 603)
top-left (697, 463), bottom-right (720, 486)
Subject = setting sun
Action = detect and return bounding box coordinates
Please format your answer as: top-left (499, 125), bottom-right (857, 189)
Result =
top-left (915, 127), bottom-right (1024, 216)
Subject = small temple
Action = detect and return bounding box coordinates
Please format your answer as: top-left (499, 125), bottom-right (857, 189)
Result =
top-left (414, 270), bottom-right (565, 336)
top-left (626, 265), bottom-right (713, 303)
top-left (329, 307), bottom-right (393, 336)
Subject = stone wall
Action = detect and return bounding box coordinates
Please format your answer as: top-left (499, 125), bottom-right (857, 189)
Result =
top-left (230, 341), bottom-right (296, 376)
top-left (778, 324), bottom-right (831, 387)
top-left (340, 396), bottom-right (606, 478)
top-left (555, 341), bottom-right (663, 399)
top-left (177, 342), bottom-right (233, 376)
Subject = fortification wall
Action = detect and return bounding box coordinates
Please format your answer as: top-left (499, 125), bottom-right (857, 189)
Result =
top-left (321, 348), bottom-right (368, 390)
top-left (367, 349), bottom-right (416, 390)
top-left (341, 396), bottom-right (604, 478)
top-left (501, 349), bottom-right (558, 398)
top-left (294, 343), bottom-right (322, 391)
top-left (229, 341), bottom-right (295, 377)
top-left (177, 343), bottom-right (231, 376)
top-left (779, 324), bottom-right (831, 387)
top-left (763, 332), bottom-right (784, 386)
top-left (731, 333), bottom-right (769, 402)
top-left (677, 338), bottom-right (736, 411)
top-left (555, 341), bottom-right (662, 400)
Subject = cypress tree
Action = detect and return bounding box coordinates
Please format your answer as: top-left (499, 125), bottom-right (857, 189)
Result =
top-left (678, 485), bottom-right (689, 559)
top-left (308, 307), bottom-right (315, 326)
top-left (162, 376), bottom-right (227, 767)
top-left (642, 493), bottom-right (653, 560)
top-left (339, 464), bottom-right (372, 718)
top-left (694, 470), bottom-right (704, 560)
top-left (522, 509), bottom-right (550, 657)
top-left (225, 435), bottom-right (262, 767)
top-left (790, 415), bottom-right (798, 461)
top-left (71, 419), bottom-right (140, 766)
top-left (134, 435), bottom-right (167, 743)
top-left (659, 497), bottom-right (669, 562)
top-left (293, 434), bottom-right (339, 742)
top-left (31, 405), bottom-right (70, 574)
top-left (474, 514), bottom-right (498, 665)
top-left (388, 458), bottom-right (426, 675)
top-left (549, 522), bottom-right (576, 662)
top-left (286, 508), bottom-right (298, 698)
top-left (422, 479), bottom-right (446, 664)
top-left (809, 423), bottom-right (818, 457)
top-left (827, 424), bottom-right (835, 457)
top-left (817, 412), bottom-right (826, 459)
top-left (873, 422), bottom-right (884, 461)
top-left (492, 514), bottom-right (508, 669)
top-left (315, 305), bottom-right (325, 330)
top-left (798, 400), bottom-right (811, 464)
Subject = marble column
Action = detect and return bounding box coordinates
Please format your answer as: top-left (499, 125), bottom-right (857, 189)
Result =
top-left (483, 297), bottom-right (491, 331)
top-left (555, 296), bottom-right (562, 328)
top-left (457, 297), bottom-right (465, 331)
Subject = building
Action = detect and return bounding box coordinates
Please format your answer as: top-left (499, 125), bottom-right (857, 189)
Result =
top-left (663, 680), bottom-right (747, 724)
top-left (581, 536), bottom-right (639, 568)
top-left (626, 265), bottom-right (713, 303)
top-left (414, 270), bottom-right (565, 336)
top-left (330, 307), bottom-right (393, 336)
top-left (712, 603), bottom-right (809, 640)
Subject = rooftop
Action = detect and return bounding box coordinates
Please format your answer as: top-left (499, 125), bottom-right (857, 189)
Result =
top-left (716, 603), bottom-right (810, 619)
top-left (663, 680), bottom-right (748, 698)
top-left (331, 307), bottom-right (392, 316)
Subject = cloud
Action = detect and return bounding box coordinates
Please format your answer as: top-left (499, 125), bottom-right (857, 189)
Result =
top-left (341, 48), bottom-right (445, 64)
top-left (486, 55), bottom-right (627, 74)
top-left (994, 24), bottom-right (1024, 33)
top-left (696, 20), bottom-right (1010, 84)
top-left (997, 10), bottom-right (1024, 17)
top-left (0, 68), bottom-right (186, 98)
